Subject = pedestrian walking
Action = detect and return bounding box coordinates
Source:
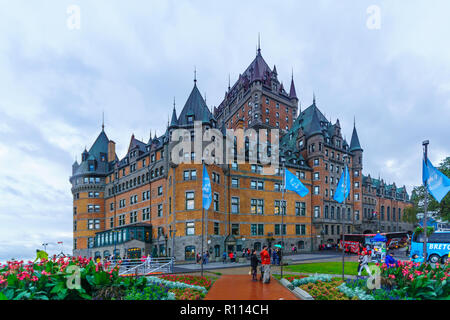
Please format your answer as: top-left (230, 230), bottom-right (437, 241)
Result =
top-left (250, 249), bottom-right (259, 281)
top-left (260, 245), bottom-right (271, 284)
top-left (145, 254), bottom-right (152, 268)
top-left (357, 250), bottom-right (371, 277)
top-left (272, 249), bottom-right (277, 265)
top-left (222, 251), bottom-right (227, 264)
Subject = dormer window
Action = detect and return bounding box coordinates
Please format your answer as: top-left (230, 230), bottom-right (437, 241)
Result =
top-left (89, 164), bottom-right (95, 172)
top-left (299, 140), bottom-right (304, 148)
top-left (187, 115), bottom-right (194, 123)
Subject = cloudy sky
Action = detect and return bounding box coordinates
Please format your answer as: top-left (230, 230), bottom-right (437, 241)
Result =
top-left (0, 0), bottom-right (449, 261)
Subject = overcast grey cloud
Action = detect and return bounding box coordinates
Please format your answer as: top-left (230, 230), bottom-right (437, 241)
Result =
top-left (0, 0), bottom-right (449, 261)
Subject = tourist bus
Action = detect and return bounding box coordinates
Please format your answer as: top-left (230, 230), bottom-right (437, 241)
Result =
top-left (339, 232), bottom-right (410, 254)
top-left (410, 231), bottom-right (450, 263)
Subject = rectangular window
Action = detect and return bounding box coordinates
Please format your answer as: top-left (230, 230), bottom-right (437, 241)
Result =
top-left (231, 178), bottom-right (239, 188)
top-left (213, 193), bottom-right (219, 211)
top-left (314, 206), bottom-right (320, 218)
top-left (231, 197), bottom-right (240, 214)
top-left (274, 224), bottom-right (286, 235)
top-left (314, 186), bottom-right (320, 195)
top-left (185, 192), bottom-right (195, 210)
top-left (250, 199), bottom-right (264, 215)
top-left (158, 186), bottom-right (163, 196)
top-left (296, 224), bottom-right (306, 235)
top-left (274, 200), bottom-right (286, 215)
top-left (251, 224), bottom-right (264, 236)
top-left (157, 204), bottom-right (163, 217)
top-left (214, 222), bottom-right (219, 235)
top-left (295, 202), bottom-right (306, 216)
top-left (186, 222), bottom-right (195, 235)
top-left (231, 224), bottom-right (239, 236)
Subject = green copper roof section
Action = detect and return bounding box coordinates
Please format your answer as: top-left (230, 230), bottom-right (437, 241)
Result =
top-left (88, 130), bottom-right (109, 160)
top-left (178, 83), bottom-right (213, 126)
top-left (170, 105), bottom-right (178, 126)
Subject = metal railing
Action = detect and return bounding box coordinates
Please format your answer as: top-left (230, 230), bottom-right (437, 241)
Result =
top-left (108, 257), bottom-right (175, 276)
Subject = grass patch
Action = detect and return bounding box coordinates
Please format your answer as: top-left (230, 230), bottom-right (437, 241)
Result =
top-left (285, 262), bottom-right (375, 276)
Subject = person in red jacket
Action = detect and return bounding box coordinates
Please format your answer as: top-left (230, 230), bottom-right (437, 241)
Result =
top-left (260, 245), bottom-right (271, 283)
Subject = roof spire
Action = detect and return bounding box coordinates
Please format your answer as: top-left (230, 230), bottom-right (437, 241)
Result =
top-left (257, 32), bottom-right (261, 56)
top-left (354, 115), bottom-right (356, 128)
top-left (228, 74), bottom-right (231, 90)
top-left (289, 68), bottom-right (297, 99)
top-left (313, 92), bottom-right (316, 105)
top-left (194, 66), bottom-right (197, 85)
top-left (102, 110), bottom-right (104, 131)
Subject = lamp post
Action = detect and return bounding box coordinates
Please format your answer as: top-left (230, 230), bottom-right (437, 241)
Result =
top-left (170, 226), bottom-right (176, 259)
top-left (341, 154), bottom-right (348, 281)
top-left (422, 140), bottom-right (429, 262)
top-left (280, 160), bottom-right (286, 278)
top-left (42, 243), bottom-right (49, 252)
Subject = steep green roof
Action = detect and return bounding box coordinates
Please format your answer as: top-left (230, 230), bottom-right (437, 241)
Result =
top-left (178, 83), bottom-right (213, 126)
top-left (349, 125), bottom-right (363, 152)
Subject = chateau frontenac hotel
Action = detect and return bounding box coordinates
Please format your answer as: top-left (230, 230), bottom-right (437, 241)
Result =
top-left (70, 47), bottom-right (414, 260)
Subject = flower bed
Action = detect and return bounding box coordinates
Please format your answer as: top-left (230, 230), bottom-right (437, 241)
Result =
top-left (337, 261), bottom-right (449, 300)
top-left (169, 288), bottom-right (205, 300)
top-left (284, 275), bottom-right (308, 283)
top-left (286, 274), bottom-right (352, 300)
top-left (378, 261), bottom-right (449, 299)
top-left (159, 274), bottom-right (214, 290)
top-left (0, 257), bottom-right (216, 300)
top-left (298, 279), bottom-right (350, 300)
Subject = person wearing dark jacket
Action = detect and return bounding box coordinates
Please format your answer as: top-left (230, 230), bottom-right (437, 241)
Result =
top-left (250, 250), bottom-right (259, 281)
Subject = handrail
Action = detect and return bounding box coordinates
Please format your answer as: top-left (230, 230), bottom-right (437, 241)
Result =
top-left (114, 257), bottom-right (175, 276)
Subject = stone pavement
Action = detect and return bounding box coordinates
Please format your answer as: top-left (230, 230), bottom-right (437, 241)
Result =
top-left (204, 274), bottom-right (298, 300)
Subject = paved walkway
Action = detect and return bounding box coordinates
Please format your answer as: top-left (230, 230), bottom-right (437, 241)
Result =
top-left (204, 274), bottom-right (298, 300)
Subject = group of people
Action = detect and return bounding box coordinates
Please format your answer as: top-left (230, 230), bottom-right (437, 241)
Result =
top-left (250, 246), bottom-right (272, 283)
top-left (196, 251), bottom-right (210, 264)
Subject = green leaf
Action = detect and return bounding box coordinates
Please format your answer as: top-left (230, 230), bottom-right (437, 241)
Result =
top-left (0, 292), bottom-right (8, 300)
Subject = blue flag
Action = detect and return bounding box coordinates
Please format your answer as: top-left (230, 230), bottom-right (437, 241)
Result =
top-left (284, 168), bottom-right (309, 197)
top-left (423, 158), bottom-right (450, 203)
top-left (334, 165), bottom-right (351, 203)
top-left (202, 164), bottom-right (212, 210)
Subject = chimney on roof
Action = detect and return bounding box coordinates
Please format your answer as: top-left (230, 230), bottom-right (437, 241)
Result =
top-left (108, 141), bottom-right (116, 162)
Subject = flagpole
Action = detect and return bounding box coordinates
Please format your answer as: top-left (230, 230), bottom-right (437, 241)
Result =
top-left (342, 156), bottom-right (348, 281)
top-left (422, 140), bottom-right (429, 262)
top-left (201, 161), bottom-right (205, 277)
top-left (281, 163), bottom-right (285, 278)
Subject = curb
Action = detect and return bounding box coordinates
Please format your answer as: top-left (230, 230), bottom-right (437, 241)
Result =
top-left (277, 278), bottom-right (314, 300)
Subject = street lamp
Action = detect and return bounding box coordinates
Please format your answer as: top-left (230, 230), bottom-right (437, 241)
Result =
top-left (42, 243), bottom-right (49, 252)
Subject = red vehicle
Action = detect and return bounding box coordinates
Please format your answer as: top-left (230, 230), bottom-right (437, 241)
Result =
top-left (339, 232), bottom-right (410, 254)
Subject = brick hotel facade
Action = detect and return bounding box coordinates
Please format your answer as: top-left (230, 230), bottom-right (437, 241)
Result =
top-left (70, 48), bottom-right (414, 260)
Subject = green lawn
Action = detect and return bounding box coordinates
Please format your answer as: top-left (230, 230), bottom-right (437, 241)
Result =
top-left (284, 262), bottom-right (375, 276)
